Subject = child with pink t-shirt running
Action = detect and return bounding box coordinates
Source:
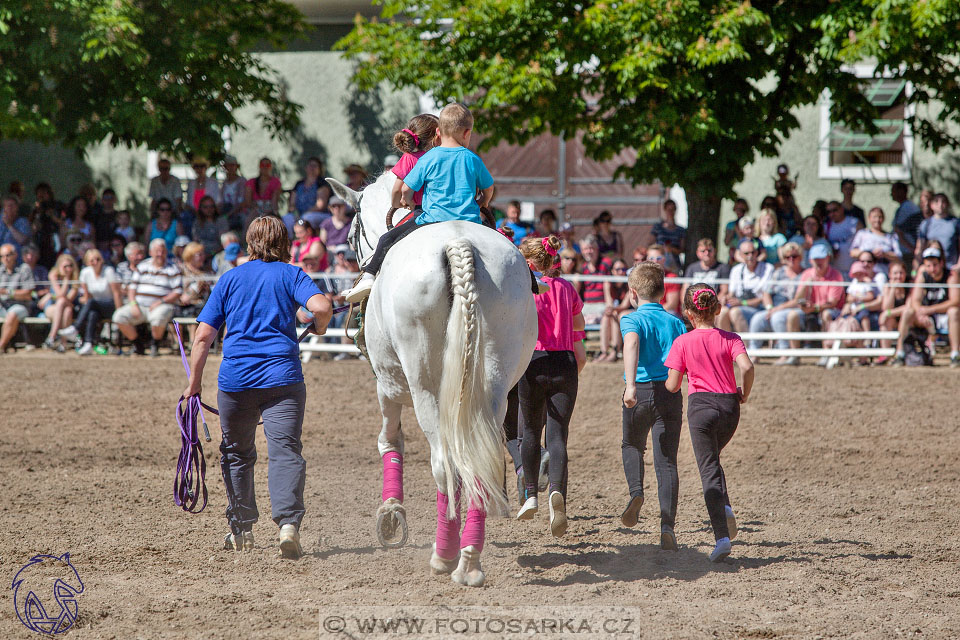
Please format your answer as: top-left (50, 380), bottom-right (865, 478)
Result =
top-left (514, 235), bottom-right (585, 538)
top-left (664, 283), bottom-right (755, 563)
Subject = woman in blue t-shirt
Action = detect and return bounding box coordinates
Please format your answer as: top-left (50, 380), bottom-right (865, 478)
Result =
top-left (183, 216), bottom-right (332, 560)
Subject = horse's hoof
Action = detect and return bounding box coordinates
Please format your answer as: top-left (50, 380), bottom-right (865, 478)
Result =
top-left (376, 498), bottom-right (408, 548)
top-left (450, 545), bottom-right (485, 587)
top-left (430, 544), bottom-right (459, 575)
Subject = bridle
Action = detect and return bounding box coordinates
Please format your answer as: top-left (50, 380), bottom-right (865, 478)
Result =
top-left (350, 190), bottom-right (375, 264)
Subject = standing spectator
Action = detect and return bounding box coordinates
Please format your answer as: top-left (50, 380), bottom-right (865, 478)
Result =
top-left (498, 200), bottom-right (533, 246)
top-left (824, 200), bottom-right (862, 275)
top-left (41, 253), bottom-right (80, 350)
top-left (646, 245), bottom-right (681, 316)
top-left (810, 200), bottom-right (828, 224)
top-left (243, 157), bottom-right (282, 226)
top-left (918, 188), bottom-right (934, 220)
top-left (183, 158), bottom-right (221, 238)
top-left (319, 197), bottom-right (351, 248)
top-left (288, 157), bottom-right (330, 219)
top-left (0, 244), bottom-right (35, 353)
top-left (145, 198), bottom-right (178, 254)
top-left (148, 157), bottom-right (183, 215)
top-left (578, 235), bottom-right (611, 330)
top-left (891, 182), bottom-right (923, 268)
top-left (719, 238), bottom-right (772, 332)
top-left (593, 210), bottom-right (625, 258)
top-left (850, 207), bottom-right (901, 275)
top-left (788, 214), bottom-right (831, 269)
top-left (596, 258), bottom-right (631, 362)
top-left (8, 181), bottom-right (31, 218)
top-left (0, 195), bottom-right (32, 254)
top-left (774, 187), bottom-right (802, 238)
top-left (112, 238), bottom-right (182, 357)
top-left (916, 193), bottom-right (959, 268)
top-left (116, 241), bottom-right (146, 294)
top-left (33, 182), bottom-right (63, 218)
top-left (344, 163), bottom-right (369, 192)
top-left (840, 178), bottom-right (865, 226)
top-left (61, 196), bottom-right (95, 247)
top-left (784, 243), bottom-right (845, 361)
top-left (756, 209), bottom-right (787, 265)
top-left (557, 222), bottom-right (579, 254)
top-left (648, 199), bottom-right (686, 268)
top-left (893, 245), bottom-right (960, 367)
top-left (114, 210), bottom-right (136, 243)
top-left (29, 201), bottom-right (61, 268)
top-left (723, 198), bottom-right (749, 256)
top-left (749, 243), bottom-right (805, 363)
top-left (774, 163), bottom-right (797, 194)
top-left (878, 259), bottom-right (910, 361)
top-left (683, 238), bottom-right (730, 304)
top-left (58, 249), bottom-right (121, 355)
top-left (220, 155), bottom-right (246, 222)
top-left (213, 232), bottom-right (244, 276)
top-left (192, 196), bottom-right (228, 259)
top-left (92, 188), bottom-right (119, 251)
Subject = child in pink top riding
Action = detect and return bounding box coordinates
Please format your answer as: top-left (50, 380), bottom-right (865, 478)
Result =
top-left (515, 235), bottom-right (585, 538)
top-left (664, 283), bottom-right (755, 563)
top-left (386, 114), bottom-right (440, 226)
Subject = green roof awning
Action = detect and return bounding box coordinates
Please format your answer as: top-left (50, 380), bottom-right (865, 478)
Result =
top-left (863, 78), bottom-right (906, 107)
top-left (827, 119), bottom-right (904, 152)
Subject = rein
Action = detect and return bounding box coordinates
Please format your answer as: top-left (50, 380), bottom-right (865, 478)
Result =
top-left (173, 322), bottom-right (211, 514)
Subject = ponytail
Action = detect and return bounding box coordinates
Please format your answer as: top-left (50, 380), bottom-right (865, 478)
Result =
top-left (393, 113), bottom-right (439, 154)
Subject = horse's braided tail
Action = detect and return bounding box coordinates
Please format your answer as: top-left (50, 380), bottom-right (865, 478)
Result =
top-left (437, 238), bottom-right (508, 518)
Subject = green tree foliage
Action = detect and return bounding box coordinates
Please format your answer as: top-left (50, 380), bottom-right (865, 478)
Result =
top-left (339, 0), bottom-right (960, 250)
top-left (0, 0), bottom-right (305, 156)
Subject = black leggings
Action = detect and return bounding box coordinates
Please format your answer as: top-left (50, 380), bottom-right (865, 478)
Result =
top-left (519, 350), bottom-right (578, 499)
top-left (73, 299), bottom-right (115, 344)
top-left (687, 392), bottom-right (740, 540)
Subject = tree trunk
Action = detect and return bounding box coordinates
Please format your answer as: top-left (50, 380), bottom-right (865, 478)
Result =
top-left (683, 187), bottom-right (724, 261)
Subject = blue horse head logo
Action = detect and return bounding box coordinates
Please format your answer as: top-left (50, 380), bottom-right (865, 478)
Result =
top-left (11, 553), bottom-right (84, 635)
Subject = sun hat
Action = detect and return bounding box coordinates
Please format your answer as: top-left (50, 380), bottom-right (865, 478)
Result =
top-left (174, 235), bottom-right (190, 248)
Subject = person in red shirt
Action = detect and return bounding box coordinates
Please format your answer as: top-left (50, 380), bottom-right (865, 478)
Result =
top-left (783, 242), bottom-right (845, 360)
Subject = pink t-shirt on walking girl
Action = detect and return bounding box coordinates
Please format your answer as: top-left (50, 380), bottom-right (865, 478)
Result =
top-left (664, 328), bottom-right (746, 394)
top-left (535, 276), bottom-right (583, 353)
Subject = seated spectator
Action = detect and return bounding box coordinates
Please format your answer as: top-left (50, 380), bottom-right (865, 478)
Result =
top-left (595, 258), bottom-right (631, 362)
top-left (192, 196), bottom-right (228, 259)
top-left (172, 235), bottom-right (191, 266)
top-left (854, 250), bottom-right (888, 286)
top-left (646, 244), bottom-right (681, 316)
top-left (558, 248), bottom-right (582, 298)
top-left (723, 198), bottom-right (749, 255)
top-left (58, 249), bottom-right (121, 355)
top-left (824, 200), bottom-right (862, 275)
top-left (299, 239), bottom-right (329, 275)
top-left (850, 207), bottom-right (901, 275)
top-left (594, 210), bottom-right (624, 258)
top-left (578, 235), bottom-right (611, 328)
top-left (630, 245), bottom-right (647, 266)
top-left (749, 242), bottom-right (804, 363)
top-left (789, 214), bottom-right (831, 269)
top-left (731, 216), bottom-right (762, 263)
top-left (146, 198), bottom-right (178, 254)
top-left (320, 197), bottom-right (351, 247)
top-left (41, 253), bottom-right (80, 350)
top-left (838, 260), bottom-right (883, 332)
top-left (290, 219), bottom-right (323, 270)
top-left (0, 244), bottom-right (35, 353)
top-left (114, 211), bottom-right (136, 243)
top-left (213, 232), bottom-right (243, 276)
top-left (8, 181), bottom-right (31, 218)
top-left (0, 195), bottom-right (32, 254)
top-left (648, 199), bottom-right (686, 267)
top-left (915, 193), bottom-right (959, 268)
top-left (557, 222), bottom-right (580, 254)
top-left (116, 241), bottom-right (146, 294)
top-left (498, 200), bottom-right (533, 246)
top-left (784, 243), bottom-right (845, 363)
top-left (149, 157), bottom-right (183, 215)
top-left (178, 242), bottom-right (212, 318)
top-left (894, 245), bottom-right (960, 367)
top-left (220, 155), bottom-right (246, 220)
top-left (535, 209), bottom-right (557, 238)
top-left (756, 208), bottom-right (787, 265)
top-left (288, 156), bottom-right (329, 217)
top-left (682, 238), bottom-right (730, 304)
top-left (106, 235), bottom-right (126, 268)
top-left (878, 259), bottom-right (910, 360)
top-left (21, 244), bottom-right (48, 294)
top-left (719, 238), bottom-right (772, 332)
top-left (243, 157), bottom-right (282, 223)
top-left (112, 238), bottom-right (182, 357)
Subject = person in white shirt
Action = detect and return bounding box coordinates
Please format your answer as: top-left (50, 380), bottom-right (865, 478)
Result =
top-left (58, 249), bottom-right (122, 355)
top-left (718, 238), bottom-right (773, 332)
top-left (111, 238), bottom-right (182, 356)
top-left (148, 157), bottom-right (183, 215)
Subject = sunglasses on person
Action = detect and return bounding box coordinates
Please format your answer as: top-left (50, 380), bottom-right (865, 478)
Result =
top-left (783, 254), bottom-right (801, 260)
top-left (648, 255), bottom-right (665, 262)
top-left (612, 266), bottom-right (627, 272)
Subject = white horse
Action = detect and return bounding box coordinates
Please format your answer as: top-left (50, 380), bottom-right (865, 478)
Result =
top-left (327, 173), bottom-right (537, 587)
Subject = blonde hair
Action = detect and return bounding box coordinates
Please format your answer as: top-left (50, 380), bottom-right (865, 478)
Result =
top-left (628, 262), bottom-right (664, 301)
top-left (246, 216), bottom-right (290, 263)
top-left (755, 208), bottom-right (779, 236)
top-left (438, 103), bottom-right (474, 137)
top-left (394, 114), bottom-right (439, 154)
top-left (82, 248), bottom-right (103, 267)
top-left (520, 235), bottom-right (562, 273)
top-left (778, 241), bottom-right (802, 261)
top-left (51, 253), bottom-right (78, 279)
top-left (181, 242), bottom-right (205, 266)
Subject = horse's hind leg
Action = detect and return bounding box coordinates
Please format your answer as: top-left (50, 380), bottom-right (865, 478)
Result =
top-left (376, 390), bottom-right (407, 548)
top-left (452, 497), bottom-right (487, 587)
top-left (431, 487), bottom-right (461, 575)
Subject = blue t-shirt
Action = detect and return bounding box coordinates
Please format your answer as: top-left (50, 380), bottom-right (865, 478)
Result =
top-left (918, 215), bottom-right (960, 266)
top-left (501, 220), bottom-right (533, 246)
top-left (404, 146), bottom-right (494, 225)
top-left (197, 260), bottom-right (323, 392)
top-left (620, 303), bottom-right (686, 382)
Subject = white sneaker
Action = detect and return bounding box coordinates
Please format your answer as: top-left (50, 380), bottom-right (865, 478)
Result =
top-left (548, 491), bottom-right (567, 537)
top-left (342, 273), bottom-right (375, 303)
top-left (710, 537), bottom-right (732, 562)
top-left (725, 505), bottom-right (738, 540)
top-left (77, 342), bottom-right (94, 356)
top-left (278, 523), bottom-right (302, 559)
top-left (516, 496), bottom-right (538, 520)
top-left (58, 325), bottom-right (78, 340)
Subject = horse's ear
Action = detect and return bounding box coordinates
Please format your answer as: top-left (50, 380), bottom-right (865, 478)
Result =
top-left (326, 178), bottom-right (360, 210)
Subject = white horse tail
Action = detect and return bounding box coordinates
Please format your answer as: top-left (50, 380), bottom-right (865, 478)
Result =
top-left (437, 238), bottom-right (508, 518)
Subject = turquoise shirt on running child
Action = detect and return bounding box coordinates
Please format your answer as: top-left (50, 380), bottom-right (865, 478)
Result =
top-left (403, 146), bottom-right (494, 225)
top-left (620, 303), bottom-right (686, 382)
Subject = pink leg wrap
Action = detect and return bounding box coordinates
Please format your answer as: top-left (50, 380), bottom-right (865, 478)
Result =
top-left (435, 490), bottom-right (461, 560)
top-left (381, 452), bottom-right (404, 503)
top-left (461, 505), bottom-right (486, 553)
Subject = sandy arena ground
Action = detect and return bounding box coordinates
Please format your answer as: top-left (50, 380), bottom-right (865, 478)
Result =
top-left (0, 353), bottom-right (958, 639)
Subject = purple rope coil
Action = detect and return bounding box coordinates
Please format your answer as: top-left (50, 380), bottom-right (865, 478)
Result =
top-left (173, 322), bottom-right (212, 514)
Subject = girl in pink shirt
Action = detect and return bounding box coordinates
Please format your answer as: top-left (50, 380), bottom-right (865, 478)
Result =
top-left (515, 235), bottom-right (585, 538)
top-left (664, 284), bottom-right (755, 563)
top-left (386, 114), bottom-right (440, 228)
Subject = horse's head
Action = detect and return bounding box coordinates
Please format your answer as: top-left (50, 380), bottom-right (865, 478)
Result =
top-left (327, 173), bottom-right (401, 266)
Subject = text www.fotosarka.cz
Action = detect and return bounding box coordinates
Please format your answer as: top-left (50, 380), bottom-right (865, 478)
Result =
top-left (318, 606), bottom-right (643, 639)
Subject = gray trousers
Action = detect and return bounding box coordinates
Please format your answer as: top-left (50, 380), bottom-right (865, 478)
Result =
top-left (218, 382), bottom-right (307, 534)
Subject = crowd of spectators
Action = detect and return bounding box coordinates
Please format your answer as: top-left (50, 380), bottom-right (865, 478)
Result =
top-left (1, 156), bottom-right (957, 366)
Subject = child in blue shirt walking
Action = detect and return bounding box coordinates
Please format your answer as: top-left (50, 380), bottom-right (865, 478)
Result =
top-left (343, 103), bottom-right (494, 303)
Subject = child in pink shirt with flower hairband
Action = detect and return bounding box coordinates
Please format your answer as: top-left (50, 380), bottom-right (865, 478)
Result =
top-left (664, 283), bottom-right (755, 563)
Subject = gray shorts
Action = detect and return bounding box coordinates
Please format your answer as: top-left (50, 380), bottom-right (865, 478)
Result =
top-left (112, 302), bottom-right (176, 327)
top-left (0, 303), bottom-right (29, 321)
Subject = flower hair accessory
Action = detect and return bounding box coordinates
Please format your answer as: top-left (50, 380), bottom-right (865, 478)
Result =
top-left (693, 288), bottom-right (713, 311)
top-left (541, 237), bottom-right (558, 256)
top-left (402, 128), bottom-right (420, 146)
